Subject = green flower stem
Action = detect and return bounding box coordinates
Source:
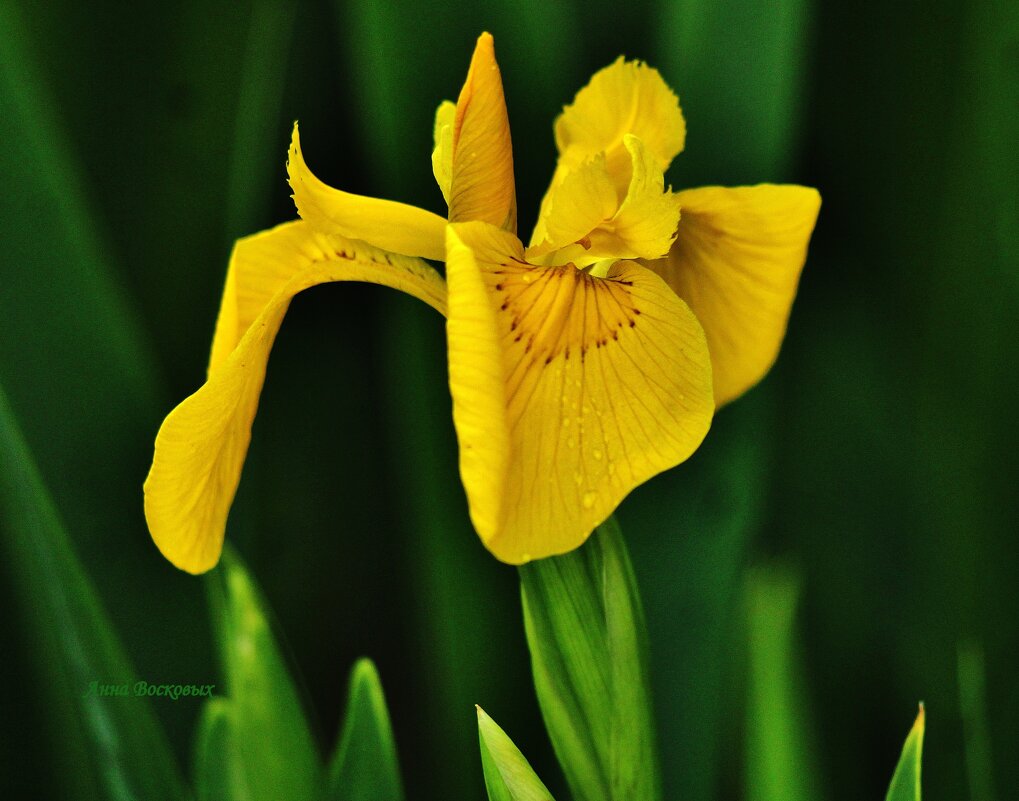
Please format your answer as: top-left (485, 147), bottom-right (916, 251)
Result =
top-left (519, 517), bottom-right (661, 801)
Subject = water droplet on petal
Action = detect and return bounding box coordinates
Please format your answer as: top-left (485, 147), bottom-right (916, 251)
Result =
top-left (582, 491), bottom-right (597, 509)
top-left (593, 449), bottom-right (603, 460)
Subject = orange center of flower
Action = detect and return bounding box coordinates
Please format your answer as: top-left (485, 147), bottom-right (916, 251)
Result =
top-left (489, 260), bottom-right (640, 369)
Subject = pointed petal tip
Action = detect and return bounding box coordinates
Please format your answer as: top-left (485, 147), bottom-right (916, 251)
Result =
top-left (449, 35), bottom-right (516, 229)
top-left (288, 124), bottom-right (447, 260)
top-left (467, 32), bottom-right (497, 72)
top-left (475, 32), bottom-right (496, 57)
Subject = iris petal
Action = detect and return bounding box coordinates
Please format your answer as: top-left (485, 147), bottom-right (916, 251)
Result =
top-left (447, 222), bottom-right (713, 563)
top-left (431, 99), bottom-right (456, 205)
top-left (529, 136), bottom-right (680, 265)
top-left (642, 184), bottom-right (821, 406)
top-left (447, 32), bottom-right (517, 232)
top-left (145, 221), bottom-right (446, 573)
top-left (553, 56), bottom-right (686, 191)
top-left (288, 124), bottom-right (447, 261)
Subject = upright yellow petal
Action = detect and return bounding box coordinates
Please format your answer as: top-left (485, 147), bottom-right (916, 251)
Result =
top-left (602, 134), bottom-right (681, 259)
top-left (643, 185), bottom-right (820, 406)
top-left (446, 222), bottom-right (713, 564)
top-left (431, 100), bottom-right (456, 205)
top-left (145, 221), bottom-right (446, 574)
top-left (447, 33), bottom-right (516, 232)
top-left (528, 136), bottom-right (680, 266)
top-left (554, 57), bottom-right (686, 191)
top-left (288, 124), bottom-right (447, 261)
top-left (527, 153), bottom-right (618, 257)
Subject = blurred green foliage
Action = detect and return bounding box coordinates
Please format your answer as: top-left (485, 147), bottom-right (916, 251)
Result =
top-left (0, 385), bottom-right (184, 801)
top-left (744, 566), bottom-right (822, 801)
top-left (1, 0), bottom-right (1017, 799)
top-left (328, 659), bottom-right (404, 801)
top-left (202, 552), bottom-right (323, 801)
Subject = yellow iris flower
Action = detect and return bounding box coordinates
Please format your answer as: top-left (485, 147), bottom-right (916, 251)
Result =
top-left (144, 33), bottom-right (820, 574)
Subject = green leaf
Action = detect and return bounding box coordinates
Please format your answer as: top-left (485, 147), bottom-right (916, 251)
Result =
top-left (0, 382), bottom-right (186, 801)
top-left (205, 551), bottom-right (323, 801)
top-left (193, 699), bottom-right (246, 801)
top-left (958, 642), bottom-right (998, 801)
top-left (327, 658), bottom-right (404, 801)
top-left (744, 565), bottom-right (822, 801)
top-left (886, 706), bottom-right (925, 801)
top-left (478, 706), bottom-right (555, 801)
top-left (0, 0), bottom-right (163, 536)
top-left (519, 517), bottom-right (660, 801)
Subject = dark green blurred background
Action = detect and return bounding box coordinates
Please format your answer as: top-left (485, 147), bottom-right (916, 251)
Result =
top-left (2, 0), bottom-right (1016, 799)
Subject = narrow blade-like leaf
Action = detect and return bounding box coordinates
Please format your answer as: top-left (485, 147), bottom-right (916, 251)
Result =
top-left (745, 565), bottom-right (822, 801)
top-left (958, 642), bottom-right (997, 801)
top-left (327, 658), bottom-right (404, 801)
top-left (0, 383), bottom-right (185, 801)
top-left (206, 551), bottom-right (322, 801)
top-left (193, 698), bottom-right (246, 801)
top-left (886, 706), bottom-right (925, 801)
top-left (478, 706), bottom-right (555, 801)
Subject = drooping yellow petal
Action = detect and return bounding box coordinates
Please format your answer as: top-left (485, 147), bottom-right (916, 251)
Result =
top-left (287, 124), bottom-right (446, 261)
top-left (554, 56), bottom-right (686, 191)
top-left (528, 136), bottom-right (680, 265)
top-left (444, 228), bottom-right (511, 543)
top-left (446, 222), bottom-right (713, 564)
top-left (643, 185), bottom-right (821, 407)
top-left (431, 99), bottom-right (456, 205)
top-left (145, 221), bottom-right (446, 574)
top-left (447, 32), bottom-right (516, 232)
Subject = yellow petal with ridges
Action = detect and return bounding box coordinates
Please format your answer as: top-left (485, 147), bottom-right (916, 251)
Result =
top-left (145, 220), bottom-right (446, 574)
top-left (446, 222), bottom-right (713, 563)
top-left (431, 99), bottom-right (456, 205)
top-left (528, 136), bottom-right (680, 266)
top-left (527, 153), bottom-right (618, 257)
top-left (448, 33), bottom-right (516, 232)
top-left (288, 124), bottom-right (446, 261)
top-left (554, 57), bottom-right (686, 191)
top-left (445, 227), bottom-right (511, 543)
top-left (643, 184), bottom-right (820, 407)
top-left (603, 134), bottom-right (681, 259)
